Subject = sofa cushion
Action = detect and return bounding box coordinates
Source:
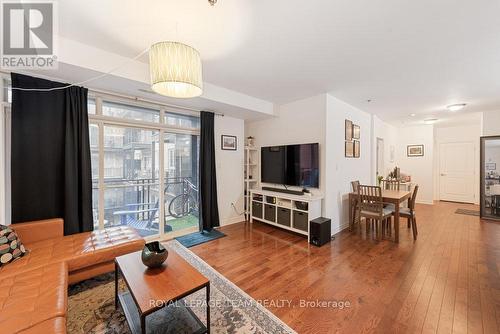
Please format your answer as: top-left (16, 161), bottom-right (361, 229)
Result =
top-left (18, 317), bottom-right (66, 334)
top-left (0, 262), bottom-right (67, 334)
top-left (0, 225), bottom-right (27, 267)
top-left (0, 226), bottom-right (144, 278)
top-left (64, 226), bottom-right (145, 272)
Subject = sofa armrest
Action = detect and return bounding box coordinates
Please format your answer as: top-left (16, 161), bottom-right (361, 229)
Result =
top-left (12, 218), bottom-right (64, 244)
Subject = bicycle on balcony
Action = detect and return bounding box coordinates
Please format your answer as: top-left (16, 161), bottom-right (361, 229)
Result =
top-left (168, 178), bottom-right (199, 218)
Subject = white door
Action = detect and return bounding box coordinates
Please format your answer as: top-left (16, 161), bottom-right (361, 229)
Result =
top-left (439, 142), bottom-right (475, 203)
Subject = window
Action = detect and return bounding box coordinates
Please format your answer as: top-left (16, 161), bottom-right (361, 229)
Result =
top-left (103, 101), bottom-right (160, 123)
top-left (2, 79), bottom-right (11, 103)
top-left (89, 97), bottom-right (200, 239)
top-left (165, 112), bottom-right (200, 129)
top-left (88, 99), bottom-right (96, 114)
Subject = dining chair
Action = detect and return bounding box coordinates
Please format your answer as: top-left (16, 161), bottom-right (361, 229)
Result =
top-left (397, 184), bottom-right (419, 240)
top-left (382, 179), bottom-right (400, 190)
top-left (350, 180), bottom-right (360, 231)
top-left (357, 185), bottom-right (393, 240)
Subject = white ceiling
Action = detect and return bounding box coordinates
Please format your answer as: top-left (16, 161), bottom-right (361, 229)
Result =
top-left (58, 0), bottom-right (500, 123)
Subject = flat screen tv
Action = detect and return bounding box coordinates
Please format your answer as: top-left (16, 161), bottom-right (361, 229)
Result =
top-left (261, 143), bottom-right (319, 188)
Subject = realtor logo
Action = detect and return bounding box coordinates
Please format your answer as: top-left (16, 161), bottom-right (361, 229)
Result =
top-left (1, 0), bottom-right (58, 69)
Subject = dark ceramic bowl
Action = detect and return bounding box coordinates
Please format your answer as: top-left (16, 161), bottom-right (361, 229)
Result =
top-left (141, 241), bottom-right (168, 268)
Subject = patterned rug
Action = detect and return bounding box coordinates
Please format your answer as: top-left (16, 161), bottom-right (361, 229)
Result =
top-left (455, 208), bottom-right (480, 216)
top-left (68, 240), bottom-right (295, 334)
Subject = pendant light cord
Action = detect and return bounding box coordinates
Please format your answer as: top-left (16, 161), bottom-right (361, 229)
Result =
top-left (10, 47), bottom-right (150, 92)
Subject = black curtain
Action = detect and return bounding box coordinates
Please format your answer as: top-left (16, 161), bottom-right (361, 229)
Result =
top-left (11, 73), bottom-right (93, 235)
top-left (199, 111), bottom-right (220, 231)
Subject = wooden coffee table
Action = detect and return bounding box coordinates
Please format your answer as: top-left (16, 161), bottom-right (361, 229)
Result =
top-left (115, 248), bottom-right (210, 334)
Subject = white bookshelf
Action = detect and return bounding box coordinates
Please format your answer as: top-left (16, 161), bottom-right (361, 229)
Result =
top-left (244, 146), bottom-right (259, 220)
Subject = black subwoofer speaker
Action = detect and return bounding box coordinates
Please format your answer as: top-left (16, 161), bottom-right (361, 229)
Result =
top-left (310, 217), bottom-right (331, 247)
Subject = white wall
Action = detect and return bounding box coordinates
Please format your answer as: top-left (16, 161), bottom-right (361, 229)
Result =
top-left (245, 94), bottom-right (327, 195)
top-left (434, 124), bottom-right (481, 204)
top-left (396, 125), bottom-right (434, 204)
top-left (325, 95), bottom-right (373, 233)
top-left (482, 111), bottom-right (500, 136)
top-left (246, 93), bottom-right (381, 234)
top-left (214, 115), bottom-right (245, 225)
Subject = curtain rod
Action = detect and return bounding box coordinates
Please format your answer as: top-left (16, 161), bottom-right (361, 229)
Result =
top-left (0, 70), bottom-right (224, 117)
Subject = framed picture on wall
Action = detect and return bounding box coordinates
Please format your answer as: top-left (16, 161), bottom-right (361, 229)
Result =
top-left (221, 135), bottom-right (237, 150)
top-left (353, 124), bottom-right (360, 139)
top-left (486, 162), bottom-right (496, 170)
top-left (407, 144), bottom-right (424, 157)
top-left (354, 140), bottom-right (360, 158)
top-left (345, 120), bottom-right (353, 140)
top-left (345, 141), bottom-right (354, 157)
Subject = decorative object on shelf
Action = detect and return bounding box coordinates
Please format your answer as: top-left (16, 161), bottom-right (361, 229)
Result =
top-left (246, 136), bottom-right (255, 147)
top-left (354, 140), bottom-right (360, 158)
top-left (353, 124), bottom-right (360, 139)
top-left (221, 135), bottom-right (237, 150)
top-left (407, 144), bottom-right (424, 157)
top-left (345, 141), bottom-right (354, 158)
top-left (141, 241), bottom-right (168, 268)
top-left (388, 166), bottom-right (401, 180)
top-left (149, 41), bottom-right (203, 98)
top-left (345, 120), bottom-right (353, 140)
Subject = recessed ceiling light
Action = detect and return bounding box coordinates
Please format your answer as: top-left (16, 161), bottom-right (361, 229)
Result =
top-left (424, 118), bottom-right (438, 124)
top-left (446, 103), bottom-right (466, 112)
top-left (410, 113), bottom-right (416, 117)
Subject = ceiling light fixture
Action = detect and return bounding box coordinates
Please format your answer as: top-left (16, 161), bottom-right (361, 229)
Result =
top-left (208, 0), bottom-right (217, 6)
top-left (446, 103), bottom-right (466, 112)
top-left (424, 118), bottom-right (438, 124)
top-left (410, 113), bottom-right (416, 117)
top-left (149, 41), bottom-right (203, 98)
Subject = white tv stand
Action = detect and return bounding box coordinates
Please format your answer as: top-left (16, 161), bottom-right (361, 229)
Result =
top-left (249, 189), bottom-right (323, 242)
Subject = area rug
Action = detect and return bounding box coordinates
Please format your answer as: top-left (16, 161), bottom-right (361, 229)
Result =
top-left (455, 208), bottom-right (480, 216)
top-left (175, 229), bottom-right (226, 248)
top-left (68, 240), bottom-right (295, 334)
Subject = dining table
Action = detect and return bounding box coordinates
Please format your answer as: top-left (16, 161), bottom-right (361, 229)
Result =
top-left (348, 189), bottom-right (411, 243)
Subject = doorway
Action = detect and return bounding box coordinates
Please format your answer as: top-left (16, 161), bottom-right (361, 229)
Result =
top-left (376, 138), bottom-right (384, 179)
top-left (439, 142), bottom-right (475, 203)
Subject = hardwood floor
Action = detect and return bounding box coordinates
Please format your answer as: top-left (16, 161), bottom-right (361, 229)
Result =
top-left (191, 201), bottom-right (500, 333)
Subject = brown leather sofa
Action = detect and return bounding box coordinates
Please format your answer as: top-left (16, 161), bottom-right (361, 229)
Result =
top-left (0, 218), bottom-right (145, 334)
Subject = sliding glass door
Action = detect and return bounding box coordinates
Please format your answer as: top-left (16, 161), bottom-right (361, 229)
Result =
top-left (88, 96), bottom-right (200, 239)
top-left (163, 133), bottom-right (199, 235)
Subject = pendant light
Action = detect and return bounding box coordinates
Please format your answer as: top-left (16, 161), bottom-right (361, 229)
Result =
top-left (149, 41), bottom-right (203, 98)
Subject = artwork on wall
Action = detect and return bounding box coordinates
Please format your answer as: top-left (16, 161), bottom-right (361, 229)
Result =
top-left (353, 124), bottom-right (360, 139)
top-left (354, 140), bottom-right (360, 158)
top-left (345, 119), bottom-right (360, 158)
top-left (345, 120), bottom-right (353, 140)
top-left (407, 144), bottom-right (424, 157)
top-left (486, 162), bottom-right (496, 170)
top-left (345, 141), bottom-right (354, 158)
top-left (221, 135), bottom-right (237, 150)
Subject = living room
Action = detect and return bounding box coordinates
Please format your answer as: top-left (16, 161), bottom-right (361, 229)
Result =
top-left (1, 1), bottom-right (499, 333)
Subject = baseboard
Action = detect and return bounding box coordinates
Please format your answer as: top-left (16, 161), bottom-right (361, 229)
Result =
top-left (332, 221), bottom-right (350, 236)
top-left (416, 199), bottom-right (434, 205)
top-left (220, 214), bottom-right (246, 226)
